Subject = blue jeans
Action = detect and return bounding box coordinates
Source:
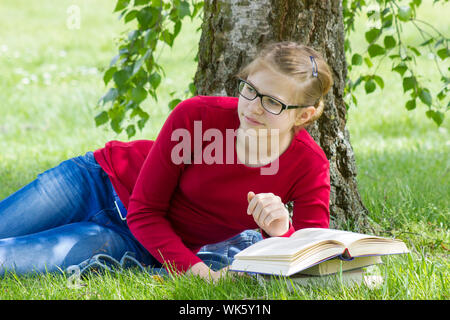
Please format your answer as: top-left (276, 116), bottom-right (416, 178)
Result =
top-left (0, 152), bottom-right (262, 276)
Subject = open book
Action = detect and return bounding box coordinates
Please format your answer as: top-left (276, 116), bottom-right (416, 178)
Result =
top-left (230, 228), bottom-right (409, 276)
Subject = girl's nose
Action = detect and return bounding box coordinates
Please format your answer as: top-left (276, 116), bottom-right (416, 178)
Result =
top-left (248, 98), bottom-right (264, 114)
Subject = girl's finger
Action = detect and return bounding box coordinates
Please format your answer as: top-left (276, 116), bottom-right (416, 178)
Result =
top-left (251, 201), bottom-right (265, 224)
top-left (247, 193), bottom-right (271, 215)
top-left (250, 195), bottom-right (275, 220)
top-left (262, 207), bottom-right (285, 227)
top-left (258, 203), bottom-right (282, 227)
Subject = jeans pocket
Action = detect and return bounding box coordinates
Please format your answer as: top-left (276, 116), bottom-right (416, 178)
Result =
top-left (89, 208), bottom-right (116, 229)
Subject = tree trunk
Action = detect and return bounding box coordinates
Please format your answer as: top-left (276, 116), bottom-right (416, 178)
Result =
top-left (194, 0), bottom-right (373, 232)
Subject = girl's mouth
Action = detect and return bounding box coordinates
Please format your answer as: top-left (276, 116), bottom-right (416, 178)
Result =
top-left (244, 115), bottom-right (263, 125)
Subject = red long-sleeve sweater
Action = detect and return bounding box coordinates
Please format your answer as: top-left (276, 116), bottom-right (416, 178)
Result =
top-left (94, 95), bottom-right (330, 272)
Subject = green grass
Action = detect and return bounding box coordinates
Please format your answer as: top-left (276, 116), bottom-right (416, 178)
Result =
top-left (0, 0), bottom-right (448, 300)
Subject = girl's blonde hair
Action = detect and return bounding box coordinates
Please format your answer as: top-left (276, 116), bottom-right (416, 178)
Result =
top-left (236, 41), bottom-right (333, 130)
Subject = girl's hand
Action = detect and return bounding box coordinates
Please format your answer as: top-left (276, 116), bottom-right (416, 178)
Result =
top-left (247, 191), bottom-right (290, 237)
top-left (214, 266), bottom-right (249, 281)
top-left (187, 262), bottom-right (231, 283)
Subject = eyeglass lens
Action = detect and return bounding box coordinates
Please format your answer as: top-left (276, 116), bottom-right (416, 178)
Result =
top-left (238, 81), bottom-right (283, 114)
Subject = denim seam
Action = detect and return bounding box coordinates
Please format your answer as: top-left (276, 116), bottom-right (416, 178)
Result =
top-left (90, 207), bottom-right (119, 222)
top-left (70, 157), bottom-right (101, 172)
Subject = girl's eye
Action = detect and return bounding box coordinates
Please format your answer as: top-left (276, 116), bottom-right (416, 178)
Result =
top-left (267, 98), bottom-right (278, 105)
top-left (246, 85), bottom-right (255, 93)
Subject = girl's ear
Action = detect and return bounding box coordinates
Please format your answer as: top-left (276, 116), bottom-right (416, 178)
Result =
top-left (295, 106), bottom-right (316, 126)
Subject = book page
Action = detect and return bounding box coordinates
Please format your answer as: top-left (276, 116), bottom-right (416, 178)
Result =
top-left (290, 228), bottom-right (385, 247)
top-left (234, 228), bottom-right (406, 260)
top-left (233, 233), bottom-right (344, 259)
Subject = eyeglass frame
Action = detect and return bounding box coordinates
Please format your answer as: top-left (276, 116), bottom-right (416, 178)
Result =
top-left (237, 78), bottom-right (311, 115)
top-left (237, 55), bottom-right (324, 115)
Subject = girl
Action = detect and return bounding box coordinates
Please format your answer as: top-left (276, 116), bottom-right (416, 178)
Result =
top-left (0, 42), bottom-right (333, 282)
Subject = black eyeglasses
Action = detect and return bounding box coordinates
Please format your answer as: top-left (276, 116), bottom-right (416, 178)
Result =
top-left (237, 55), bottom-right (323, 115)
top-left (237, 79), bottom-right (309, 115)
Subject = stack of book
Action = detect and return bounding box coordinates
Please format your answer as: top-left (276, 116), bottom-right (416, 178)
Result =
top-left (230, 228), bottom-right (409, 288)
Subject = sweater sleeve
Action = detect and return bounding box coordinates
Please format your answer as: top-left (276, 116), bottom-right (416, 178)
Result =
top-left (291, 159), bottom-right (330, 230)
top-left (126, 98), bottom-right (203, 273)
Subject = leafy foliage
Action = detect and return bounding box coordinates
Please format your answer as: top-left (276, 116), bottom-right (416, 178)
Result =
top-left (97, 0), bottom-right (448, 137)
top-left (95, 0), bottom-right (203, 137)
top-left (343, 0), bottom-right (448, 126)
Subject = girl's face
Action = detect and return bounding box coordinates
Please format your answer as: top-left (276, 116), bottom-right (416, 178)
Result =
top-left (237, 67), bottom-right (313, 139)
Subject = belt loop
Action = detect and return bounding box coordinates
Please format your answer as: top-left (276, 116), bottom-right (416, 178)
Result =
top-left (109, 179), bottom-right (127, 221)
top-left (114, 200), bottom-right (127, 221)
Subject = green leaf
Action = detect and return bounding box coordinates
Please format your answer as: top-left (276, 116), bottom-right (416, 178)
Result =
top-left (402, 76), bottom-right (417, 92)
top-left (351, 53), bottom-right (363, 65)
top-left (137, 8), bottom-right (152, 28)
top-left (352, 93), bottom-right (358, 105)
top-left (383, 36), bottom-right (396, 49)
top-left (381, 14), bottom-right (393, 28)
top-left (127, 29), bottom-right (140, 43)
top-left (397, 6), bottom-right (412, 21)
top-left (114, 0), bottom-right (130, 12)
top-left (426, 110), bottom-right (445, 126)
top-left (408, 46), bottom-right (421, 57)
top-left (418, 88), bottom-right (432, 106)
top-left (177, 0), bottom-right (190, 19)
top-left (352, 76), bottom-right (363, 89)
top-left (174, 20), bottom-right (182, 38)
top-left (149, 72), bottom-right (162, 89)
top-left (94, 111), bottom-right (109, 126)
top-left (188, 82), bottom-right (196, 95)
top-left (191, 1), bottom-right (204, 18)
top-left (99, 88), bottom-right (118, 105)
top-left (373, 75), bottom-right (384, 89)
top-left (131, 86), bottom-right (148, 103)
top-left (437, 48), bottom-right (449, 60)
top-left (137, 117), bottom-right (148, 130)
top-left (126, 124), bottom-right (136, 138)
top-left (365, 28), bottom-right (381, 43)
top-left (432, 110), bottom-right (444, 126)
top-left (168, 98), bottom-right (182, 110)
top-left (160, 30), bottom-right (174, 46)
top-left (437, 87), bottom-right (448, 101)
top-left (368, 44), bottom-right (386, 58)
top-left (124, 10), bottom-right (138, 23)
top-left (144, 30), bottom-right (158, 48)
top-left (392, 64), bottom-right (408, 76)
top-left (419, 38), bottom-right (434, 47)
top-left (405, 99), bottom-right (416, 110)
top-left (137, 6), bottom-right (159, 29)
top-left (364, 57), bottom-right (373, 68)
top-left (109, 105), bottom-right (125, 134)
top-left (113, 69), bottom-right (129, 87)
top-left (132, 50), bottom-right (151, 76)
top-left (366, 9), bottom-right (376, 19)
top-left (103, 67), bottom-right (117, 85)
top-left (109, 54), bottom-right (120, 67)
top-left (364, 79), bottom-right (376, 94)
